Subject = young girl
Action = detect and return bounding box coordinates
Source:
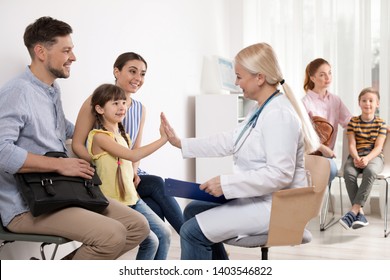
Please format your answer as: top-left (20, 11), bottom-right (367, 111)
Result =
top-left (87, 83), bottom-right (171, 260)
top-left (72, 52), bottom-right (184, 234)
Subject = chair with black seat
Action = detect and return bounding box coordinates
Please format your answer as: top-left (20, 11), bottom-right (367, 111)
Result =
top-left (223, 154), bottom-right (330, 260)
top-left (0, 217), bottom-right (71, 260)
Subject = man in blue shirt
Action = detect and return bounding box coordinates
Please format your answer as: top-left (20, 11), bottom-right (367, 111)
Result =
top-left (0, 16), bottom-right (149, 259)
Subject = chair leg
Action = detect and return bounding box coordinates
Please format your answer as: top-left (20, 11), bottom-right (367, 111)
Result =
top-left (319, 185), bottom-right (329, 229)
top-left (320, 184), bottom-right (332, 230)
top-left (320, 176), bottom-right (345, 231)
top-left (261, 247), bottom-right (268, 260)
top-left (339, 176), bottom-right (344, 215)
top-left (0, 240), bottom-right (14, 256)
top-left (40, 242), bottom-right (60, 260)
top-left (384, 180), bottom-right (389, 238)
top-left (320, 184), bottom-right (337, 231)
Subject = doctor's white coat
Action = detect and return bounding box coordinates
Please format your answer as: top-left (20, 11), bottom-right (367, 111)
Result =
top-left (181, 94), bottom-right (307, 242)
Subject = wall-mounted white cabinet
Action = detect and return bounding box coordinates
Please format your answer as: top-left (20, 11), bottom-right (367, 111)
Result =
top-left (195, 94), bottom-right (255, 182)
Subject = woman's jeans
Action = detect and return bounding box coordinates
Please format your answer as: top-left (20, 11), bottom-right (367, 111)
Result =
top-left (327, 157), bottom-right (338, 184)
top-left (180, 201), bottom-right (228, 260)
top-left (131, 199), bottom-right (171, 260)
top-left (137, 175), bottom-right (184, 234)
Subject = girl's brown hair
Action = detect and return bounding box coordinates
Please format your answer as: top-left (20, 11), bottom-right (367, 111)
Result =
top-left (303, 58), bottom-right (330, 92)
top-left (91, 83), bottom-right (130, 200)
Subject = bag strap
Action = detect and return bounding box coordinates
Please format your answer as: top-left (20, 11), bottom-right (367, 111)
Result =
top-left (44, 151), bottom-right (68, 158)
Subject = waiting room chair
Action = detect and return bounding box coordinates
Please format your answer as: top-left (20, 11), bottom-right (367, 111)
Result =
top-left (0, 217), bottom-right (71, 260)
top-left (321, 130), bottom-right (390, 237)
top-left (223, 154), bottom-right (330, 259)
top-left (379, 138), bottom-right (390, 237)
top-left (319, 130), bottom-right (348, 231)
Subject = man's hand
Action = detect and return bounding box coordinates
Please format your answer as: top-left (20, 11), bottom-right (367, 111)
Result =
top-left (56, 157), bottom-right (95, 179)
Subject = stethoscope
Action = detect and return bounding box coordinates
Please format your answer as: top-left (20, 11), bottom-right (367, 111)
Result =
top-left (233, 89), bottom-right (282, 153)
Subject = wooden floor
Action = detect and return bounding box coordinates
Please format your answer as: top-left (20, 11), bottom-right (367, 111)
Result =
top-left (121, 213), bottom-right (390, 260)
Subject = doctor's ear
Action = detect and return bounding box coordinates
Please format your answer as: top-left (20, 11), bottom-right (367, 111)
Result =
top-left (256, 73), bottom-right (265, 85)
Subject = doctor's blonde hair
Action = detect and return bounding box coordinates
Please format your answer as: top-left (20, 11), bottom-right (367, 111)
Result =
top-left (234, 42), bottom-right (320, 154)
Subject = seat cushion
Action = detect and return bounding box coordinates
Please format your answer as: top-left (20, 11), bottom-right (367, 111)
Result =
top-left (223, 229), bottom-right (312, 248)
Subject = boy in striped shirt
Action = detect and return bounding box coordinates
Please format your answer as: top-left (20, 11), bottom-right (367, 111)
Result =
top-left (339, 87), bottom-right (387, 230)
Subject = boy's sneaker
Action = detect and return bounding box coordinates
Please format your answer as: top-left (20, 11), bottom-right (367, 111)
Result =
top-left (352, 213), bottom-right (369, 229)
top-left (339, 211), bottom-right (357, 230)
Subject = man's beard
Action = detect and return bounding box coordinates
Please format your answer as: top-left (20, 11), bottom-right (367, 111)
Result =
top-left (49, 66), bottom-right (69, 79)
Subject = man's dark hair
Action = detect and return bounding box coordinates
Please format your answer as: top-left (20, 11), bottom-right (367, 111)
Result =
top-left (23, 16), bottom-right (73, 57)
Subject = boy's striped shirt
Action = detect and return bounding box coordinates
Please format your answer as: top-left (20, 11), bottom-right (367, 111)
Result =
top-left (347, 116), bottom-right (387, 157)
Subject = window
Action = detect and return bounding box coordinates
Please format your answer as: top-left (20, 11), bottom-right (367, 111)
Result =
top-left (242, 0), bottom-right (389, 162)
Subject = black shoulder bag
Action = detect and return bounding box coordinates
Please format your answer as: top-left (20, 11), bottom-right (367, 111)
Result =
top-left (15, 151), bottom-right (109, 217)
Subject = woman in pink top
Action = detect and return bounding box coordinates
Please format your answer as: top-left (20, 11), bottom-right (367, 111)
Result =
top-left (302, 58), bottom-right (352, 182)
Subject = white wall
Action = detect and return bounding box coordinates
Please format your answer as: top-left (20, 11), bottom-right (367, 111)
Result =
top-left (0, 0), bottom-right (243, 181)
top-left (0, 0), bottom-right (243, 259)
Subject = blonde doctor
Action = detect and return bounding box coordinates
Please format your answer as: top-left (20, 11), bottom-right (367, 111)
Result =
top-left (162, 42), bottom-right (320, 260)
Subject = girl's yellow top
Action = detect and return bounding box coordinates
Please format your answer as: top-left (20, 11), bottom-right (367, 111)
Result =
top-left (87, 129), bottom-right (138, 206)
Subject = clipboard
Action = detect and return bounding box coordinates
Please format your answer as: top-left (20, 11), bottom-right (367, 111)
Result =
top-left (164, 178), bottom-right (229, 204)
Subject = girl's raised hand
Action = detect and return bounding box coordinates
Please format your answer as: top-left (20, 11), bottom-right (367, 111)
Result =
top-left (160, 112), bottom-right (182, 148)
top-left (159, 120), bottom-right (168, 141)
